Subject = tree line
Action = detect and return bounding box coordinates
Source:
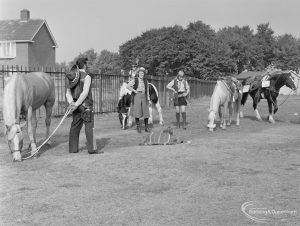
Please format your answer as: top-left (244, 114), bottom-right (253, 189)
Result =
top-left (57, 21), bottom-right (300, 80)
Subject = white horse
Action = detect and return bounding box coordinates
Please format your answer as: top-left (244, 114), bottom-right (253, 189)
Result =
top-left (3, 72), bottom-right (55, 161)
top-left (207, 78), bottom-right (242, 132)
top-left (118, 80), bottom-right (164, 127)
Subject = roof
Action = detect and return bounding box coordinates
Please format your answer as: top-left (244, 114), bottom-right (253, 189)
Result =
top-left (236, 71), bottom-right (266, 80)
top-left (0, 19), bottom-right (57, 47)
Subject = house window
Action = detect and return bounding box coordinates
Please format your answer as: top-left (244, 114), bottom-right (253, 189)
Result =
top-left (0, 42), bottom-right (16, 58)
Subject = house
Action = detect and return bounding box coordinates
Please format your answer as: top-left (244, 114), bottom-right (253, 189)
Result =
top-left (0, 9), bottom-right (57, 69)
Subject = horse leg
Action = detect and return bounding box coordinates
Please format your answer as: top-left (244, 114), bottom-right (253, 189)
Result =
top-left (148, 103), bottom-right (153, 124)
top-left (127, 107), bottom-right (133, 127)
top-left (235, 100), bottom-right (241, 126)
top-left (218, 106), bottom-right (223, 128)
top-left (239, 105), bottom-right (244, 118)
top-left (27, 106), bottom-right (37, 153)
top-left (222, 102), bottom-right (228, 130)
top-left (32, 110), bottom-right (37, 144)
top-left (273, 99), bottom-right (278, 114)
top-left (253, 100), bottom-right (262, 121)
top-left (227, 102), bottom-right (233, 126)
top-left (155, 102), bottom-right (164, 125)
top-left (45, 101), bottom-right (53, 145)
top-left (267, 99), bottom-right (275, 123)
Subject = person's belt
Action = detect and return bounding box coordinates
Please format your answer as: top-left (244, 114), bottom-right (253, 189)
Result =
top-left (137, 91), bottom-right (145, 93)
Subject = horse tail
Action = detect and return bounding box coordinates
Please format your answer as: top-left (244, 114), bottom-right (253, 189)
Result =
top-left (241, 92), bottom-right (248, 106)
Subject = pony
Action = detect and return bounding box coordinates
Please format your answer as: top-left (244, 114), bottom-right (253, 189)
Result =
top-left (117, 92), bottom-right (131, 129)
top-left (3, 72), bottom-right (55, 161)
top-left (118, 80), bottom-right (164, 129)
top-left (207, 77), bottom-right (242, 132)
top-left (241, 71), bottom-right (296, 123)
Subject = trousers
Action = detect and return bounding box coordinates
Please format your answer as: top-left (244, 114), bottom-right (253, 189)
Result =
top-left (69, 107), bottom-right (96, 153)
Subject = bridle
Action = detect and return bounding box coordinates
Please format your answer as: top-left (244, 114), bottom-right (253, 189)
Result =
top-left (267, 72), bottom-right (297, 107)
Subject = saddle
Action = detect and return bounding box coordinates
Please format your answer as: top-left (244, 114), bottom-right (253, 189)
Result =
top-left (243, 70), bottom-right (282, 91)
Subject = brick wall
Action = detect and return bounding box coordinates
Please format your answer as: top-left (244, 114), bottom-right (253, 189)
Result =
top-left (0, 43), bottom-right (29, 66)
top-left (29, 24), bottom-right (56, 68)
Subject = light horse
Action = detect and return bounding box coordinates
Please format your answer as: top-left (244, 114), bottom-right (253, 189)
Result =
top-left (207, 77), bottom-right (242, 132)
top-left (241, 71), bottom-right (296, 123)
top-left (3, 72), bottom-right (55, 161)
top-left (118, 77), bottom-right (164, 129)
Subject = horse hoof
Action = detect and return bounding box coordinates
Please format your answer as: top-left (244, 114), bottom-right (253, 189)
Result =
top-left (240, 112), bottom-right (244, 118)
top-left (256, 117), bottom-right (262, 121)
top-left (269, 119), bottom-right (275, 124)
top-left (159, 121), bottom-right (164, 126)
top-left (209, 128), bottom-right (214, 132)
top-left (30, 143), bottom-right (37, 152)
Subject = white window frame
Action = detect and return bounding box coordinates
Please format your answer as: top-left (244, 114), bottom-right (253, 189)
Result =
top-left (0, 41), bottom-right (17, 59)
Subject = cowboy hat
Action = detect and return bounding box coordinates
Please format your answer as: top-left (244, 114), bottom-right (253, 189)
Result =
top-left (136, 67), bottom-right (147, 75)
top-left (66, 64), bottom-right (80, 88)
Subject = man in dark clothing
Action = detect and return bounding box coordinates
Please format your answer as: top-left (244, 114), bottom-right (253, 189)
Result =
top-left (65, 58), bottom-right (102, 154)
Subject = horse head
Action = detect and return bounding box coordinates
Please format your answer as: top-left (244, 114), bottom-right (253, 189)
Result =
top-left (285, 72), bottom-right (297, 91)
top-left (271, 71), bottom-right (296, 91)
top-left (5, 122), bottom-right (26, 161)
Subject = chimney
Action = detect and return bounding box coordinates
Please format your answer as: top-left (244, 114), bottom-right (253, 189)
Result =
top-left (20, 9), bottom-right (30, 22)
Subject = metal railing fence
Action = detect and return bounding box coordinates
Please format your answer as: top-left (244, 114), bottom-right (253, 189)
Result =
top-left (0, 65), bottom-right (216, 120)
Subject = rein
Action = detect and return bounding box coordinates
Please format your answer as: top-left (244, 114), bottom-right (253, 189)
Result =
top-left (21, 108), bottom-right (72, 160)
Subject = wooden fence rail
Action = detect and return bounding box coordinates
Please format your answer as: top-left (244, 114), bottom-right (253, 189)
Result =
top-left (0, 65), bottom-right (216, 120)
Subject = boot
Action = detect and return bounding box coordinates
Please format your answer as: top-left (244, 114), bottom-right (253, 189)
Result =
top-left (176, 113), bottom-right (180, 128)
top-left (182, 112), bottom-right (187, 130)
top-left (144, 118), bottom-right (150, 132)
top-left (135, 118), bottom-right (141, 133)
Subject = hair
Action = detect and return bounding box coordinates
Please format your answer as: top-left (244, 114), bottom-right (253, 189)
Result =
top-left (76, 58), bottom-right (88, 69)
top-left (177, 70), bottom-right (184, 77)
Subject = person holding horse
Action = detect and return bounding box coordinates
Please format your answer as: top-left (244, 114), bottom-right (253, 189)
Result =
top-left (126, 67), bottom-right (151, 133)
top-left (65, 58), bottom-right (101, 154)
top-left (166, 70), bottom-right (190, 129)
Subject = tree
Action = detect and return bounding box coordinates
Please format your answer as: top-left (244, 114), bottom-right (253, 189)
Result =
top-left (273, 34), bottom-right (300, 71)
top-left (93, 50), bottom-right (121, 73)
top-left (70, 48), bottom-right (98, 71)
top-left (252, 23), bottom-right (276, 70)
top-left (217, 26), bottom-right (255, 74)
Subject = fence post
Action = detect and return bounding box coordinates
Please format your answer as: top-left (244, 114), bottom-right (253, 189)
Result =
top-left (99, 74), bottom-right (103, 113)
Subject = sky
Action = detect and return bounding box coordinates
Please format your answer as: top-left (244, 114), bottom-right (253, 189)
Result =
top-left (1, 0), bottom-right (300, 63)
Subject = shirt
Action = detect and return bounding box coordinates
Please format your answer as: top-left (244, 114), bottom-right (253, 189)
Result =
top-left (126, 78), bottom-right (146, 92)
top-left (66, 69), bottom-right (91, 106)
top-left (167, 79), bottom-right (190, 94)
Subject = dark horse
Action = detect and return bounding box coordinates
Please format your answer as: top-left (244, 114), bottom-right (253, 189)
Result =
top-left (241, 71), bottom-right (296, 123)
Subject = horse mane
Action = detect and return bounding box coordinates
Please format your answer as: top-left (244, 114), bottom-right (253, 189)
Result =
top-left (3, 75), bottom-right (18, 127)
top-left (3, 74), bottom-right (26, 127)
top-left (269, 71), bottom-right (291, 80)
top-left (209, 81), bottom-right (222, 113)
